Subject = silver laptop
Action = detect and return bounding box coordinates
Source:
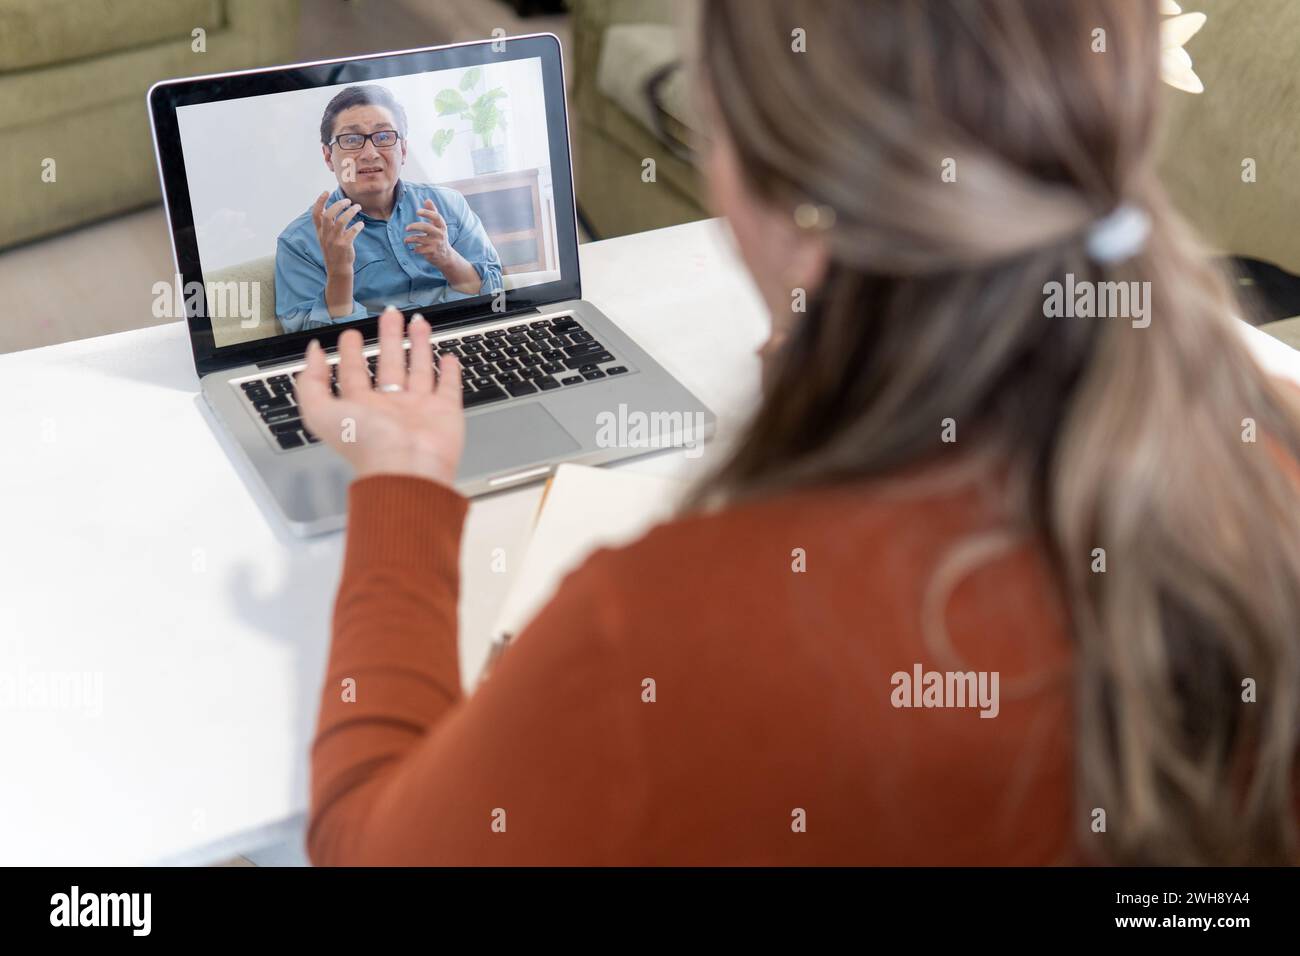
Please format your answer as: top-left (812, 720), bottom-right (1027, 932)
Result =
top-left (148, 34), bottom-right (713, 536)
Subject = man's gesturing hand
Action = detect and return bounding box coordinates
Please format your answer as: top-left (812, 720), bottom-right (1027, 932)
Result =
top-left (312, 191), bottom-right (364, 276)
top-left (295, 307), bottom-right (465, 486)
top-left (403, 198), bottom-right (453, 264)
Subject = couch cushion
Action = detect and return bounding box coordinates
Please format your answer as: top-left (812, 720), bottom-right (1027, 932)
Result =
top-left (204, 256), bottom-right (282, 346)
top-left (596, 23), bottom-right (697, 151)
top-left (0, 0), bottom-right (296, 128)
top-left (0, 0), bottom-right (302, 249)
top-left (1158, 0), bottom-right (1300, 275)
top-left (0, 0), bottom-right (224, 73)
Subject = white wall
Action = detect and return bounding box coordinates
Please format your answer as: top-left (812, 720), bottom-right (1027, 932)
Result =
top-left (176, 57), bottom-right (553, 272)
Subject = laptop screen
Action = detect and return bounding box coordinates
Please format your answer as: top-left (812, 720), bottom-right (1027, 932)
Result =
top-left (150, 36), bottom-right (578, 374)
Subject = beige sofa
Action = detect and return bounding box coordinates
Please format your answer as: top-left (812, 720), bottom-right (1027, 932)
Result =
top-left (1158, 0), bottom-right (1300, 278)
top-left (1155, 0), bottom-right (1300, 341)
top-left (571, 0), bottom-right (1300, 344)
top-left (572, 0), bottom-right (705, 239)
top-left (204, 256), bottom-right (280, 347)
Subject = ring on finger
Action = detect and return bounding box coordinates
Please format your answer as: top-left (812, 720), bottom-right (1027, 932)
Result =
top-left (378, 383), bottom-right (403, 393)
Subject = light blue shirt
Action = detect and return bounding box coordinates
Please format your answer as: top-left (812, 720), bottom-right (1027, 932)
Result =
top-left (274, 180), bottom-right (504, 333)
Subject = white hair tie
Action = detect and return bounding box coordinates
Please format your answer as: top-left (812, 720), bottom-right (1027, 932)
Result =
top-left (1086, 203), bottom-right (1151, 264)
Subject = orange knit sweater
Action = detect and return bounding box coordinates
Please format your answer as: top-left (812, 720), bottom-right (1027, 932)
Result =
top-left (308, 470), bottom-right (1074, 865)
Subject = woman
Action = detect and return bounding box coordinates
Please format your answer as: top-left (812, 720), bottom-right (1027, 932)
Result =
top-left (296, 0), bottom-right (1300, 865)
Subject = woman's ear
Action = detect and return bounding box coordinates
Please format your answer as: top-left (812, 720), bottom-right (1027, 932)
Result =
top-left (784, 230), bottom-right (830, 296)
top-left (704, 121), bottom-right (832, 313)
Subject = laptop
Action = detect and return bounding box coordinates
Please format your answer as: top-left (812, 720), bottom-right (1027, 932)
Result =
top-left (148, 33), bottom-right (714, 536)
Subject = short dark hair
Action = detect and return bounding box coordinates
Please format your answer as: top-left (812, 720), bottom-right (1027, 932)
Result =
top-left (319, 85), bottom-right (408, 145)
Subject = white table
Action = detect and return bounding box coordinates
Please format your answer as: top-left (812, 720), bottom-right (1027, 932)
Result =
top-left (0, 218), bottom-right (767, 865)
top-left (2, 217), bottom-right (1297, 865)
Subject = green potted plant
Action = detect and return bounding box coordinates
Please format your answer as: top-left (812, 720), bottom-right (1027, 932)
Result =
top-left (431, 67), bottom-right (509, 174)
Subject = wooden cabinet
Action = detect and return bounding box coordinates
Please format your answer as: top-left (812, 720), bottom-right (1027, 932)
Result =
top-left (442, 168), bottom-right (553, 275)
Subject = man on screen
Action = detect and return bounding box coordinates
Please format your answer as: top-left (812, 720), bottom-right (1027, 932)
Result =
top-left (275, 84), bottom-right (503, 333)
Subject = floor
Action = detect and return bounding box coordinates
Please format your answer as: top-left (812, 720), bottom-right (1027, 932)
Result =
top-left (1, 0), bottom-right (571, 356)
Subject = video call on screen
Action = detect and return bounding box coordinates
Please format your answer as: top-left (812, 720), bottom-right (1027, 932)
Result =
top-left (175, 56), bottom-right (560, 348)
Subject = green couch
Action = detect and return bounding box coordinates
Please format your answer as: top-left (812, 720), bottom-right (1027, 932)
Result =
top-left (0, 0), bottom-right (300, 250)
top-left (572, 0), bottom-right (1300, 345)
top-left (1157, 0), bottom-right (1300, 280)
top-left (1155, 0), bottom-right (1300, 340)
top-left (571, 0), bottom-right (705, 239)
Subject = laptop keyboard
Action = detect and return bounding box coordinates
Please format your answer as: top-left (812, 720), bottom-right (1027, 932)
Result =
top-left (235, 314), bottom-right (631, 451)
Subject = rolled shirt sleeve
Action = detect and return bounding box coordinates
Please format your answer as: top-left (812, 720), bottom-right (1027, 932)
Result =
top-left (274, 230), bottom-right (367, 334)
top-left (438, 187), bottom-right (503, 295)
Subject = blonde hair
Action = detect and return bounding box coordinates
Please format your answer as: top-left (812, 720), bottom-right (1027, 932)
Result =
top-left (694, 0), bottom-right (1300, 864)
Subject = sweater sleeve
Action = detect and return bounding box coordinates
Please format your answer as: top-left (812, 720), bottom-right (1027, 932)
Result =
top-left (308, 475), bottom-right (647, 865)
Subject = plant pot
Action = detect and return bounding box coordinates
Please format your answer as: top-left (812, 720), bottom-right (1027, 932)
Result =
top-left (471, 144), bottom-right (506, 175)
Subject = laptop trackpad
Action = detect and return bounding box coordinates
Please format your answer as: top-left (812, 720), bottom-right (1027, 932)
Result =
top-left (459, 403), bottom-right (581, 478)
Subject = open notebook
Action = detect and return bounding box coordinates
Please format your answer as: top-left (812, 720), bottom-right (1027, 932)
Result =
top-left (491, 463), bottom-right (687, 645)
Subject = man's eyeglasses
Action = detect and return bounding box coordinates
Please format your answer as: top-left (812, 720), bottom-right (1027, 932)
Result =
top-left (330, 130), bottom-right (401, 150)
